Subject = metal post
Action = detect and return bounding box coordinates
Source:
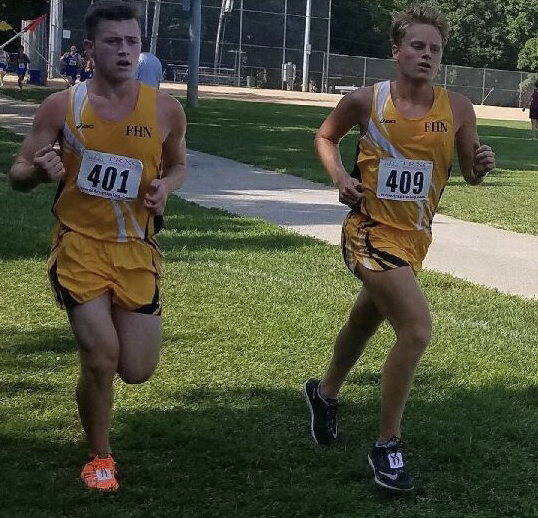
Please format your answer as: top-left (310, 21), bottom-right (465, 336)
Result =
top-left (324, 0), bottom-right (332, 93)
top-left (302, 0), bottom-right (312, 92)
top-left (519, 72), bottom-right (523, 108)
top-left (237, 0), bottom-right (243, 86)
top-left (444, 64), bottom-right (447, 89)
top-left (321, 51), bottom-right (326, 93)
top-left (482, 67), bottom-right (486, 103)
top-left (187, 0), bottom-right (201, 107)
top-left (214, 0), bottom-right (226, 72)
top-left (145, 0), bottom-right (149, 38)
top-left (362, 57), bottom-right (366, 87)
top-left (48, 0), bottom-right (63, 79)
top-left (150, 0), bottom-right (161, 54)
top-left (281, 0), bottom-right (287, 90)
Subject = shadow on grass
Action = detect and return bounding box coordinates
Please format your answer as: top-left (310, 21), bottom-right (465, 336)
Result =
top-left (4, 326), bottom-right (74, 356)
top-left (1, 384), bottom-right (537, 517)
top-left (2, 185), bottom-right (324, 260)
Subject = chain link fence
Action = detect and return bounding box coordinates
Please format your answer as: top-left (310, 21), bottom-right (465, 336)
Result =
top-left (60, 0), bottom-right (535, 107)
top-left (327, 54), bottom-right (536, 107)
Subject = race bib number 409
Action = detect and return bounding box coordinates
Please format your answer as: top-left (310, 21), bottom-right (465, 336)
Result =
top-left (77, 149), bottom-right (143, 201)
top-left (377, 158), bottom-right (433, 201)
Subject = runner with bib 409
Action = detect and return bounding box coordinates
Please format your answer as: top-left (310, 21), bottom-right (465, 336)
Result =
top-left (303, 3), bottom-right (495, 492)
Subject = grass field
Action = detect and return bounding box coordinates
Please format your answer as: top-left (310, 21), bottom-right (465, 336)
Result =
top-left (1, 125), bottom-right (538, 516)
top-left (2, 87), bottom-right (537, 234)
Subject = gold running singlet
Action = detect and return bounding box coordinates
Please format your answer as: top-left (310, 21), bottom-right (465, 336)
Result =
top-left (48, 81), bottom-right (164, 313)
top-left (342, 80), bottom-right (455, 273)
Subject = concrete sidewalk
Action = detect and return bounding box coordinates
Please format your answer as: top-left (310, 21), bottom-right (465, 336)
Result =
top-left (1, 94), bottom-right (537, 299)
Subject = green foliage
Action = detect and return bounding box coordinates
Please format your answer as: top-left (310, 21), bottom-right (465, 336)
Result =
top-left (330, 0), bottom-right (536, 70)
top-left (331, 0), bottom-right (395, 58)
top-left (518, 37), bottom-right (538, 72)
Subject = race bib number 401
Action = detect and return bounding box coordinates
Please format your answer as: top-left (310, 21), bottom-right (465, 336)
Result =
top-left (77, 149), bottom-right (143, 201)
top-left (377, 158), bottom-right (433, 201)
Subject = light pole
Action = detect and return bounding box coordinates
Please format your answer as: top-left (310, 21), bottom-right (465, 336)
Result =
top-left (150, 0), bottom-right (162, 54)
top-left (48, 0), bottom-right (62, 79)
top-left (301, 0), bottom-right (312, 92)
top-left (237, 0), bottom-right (243, 86)
top-left (187, 0), bottom-right (201, 107)
top-left (324, 0), bottom-right (332, 93)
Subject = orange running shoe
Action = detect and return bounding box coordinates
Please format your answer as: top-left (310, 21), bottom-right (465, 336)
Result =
top-left (80, 454), bottom-right (119, 491)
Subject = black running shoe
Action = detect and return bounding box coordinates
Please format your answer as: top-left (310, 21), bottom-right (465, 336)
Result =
top-left (302, 378), bottom-right (338, 446)
top-left (367, 437), bottom-right (414, 491)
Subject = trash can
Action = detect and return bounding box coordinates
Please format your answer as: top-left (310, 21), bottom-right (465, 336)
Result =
top-left (246, 75), bottom-right (255, 87)
top-left (28, 69), bottom-right (41, 84)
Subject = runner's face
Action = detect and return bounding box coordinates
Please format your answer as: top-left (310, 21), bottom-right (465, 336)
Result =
top-left (392, 24), bottom-right (443, 82)
top-left (70, 46), bottom-right (77, 54)
top-left (91, 19), bottom-right (141, 82)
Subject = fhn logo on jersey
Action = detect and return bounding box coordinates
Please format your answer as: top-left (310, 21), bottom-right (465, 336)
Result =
top-left (126, 125), bottom-right (152, 138)
top-left (424, 121), bottom-right (448, 132)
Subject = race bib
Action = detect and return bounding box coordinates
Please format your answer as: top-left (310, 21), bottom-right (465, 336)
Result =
top-left (69, 58), bottom-right (77, 66)
top-left (377, 158), bottom-right (433, 201)
top-left (77, 149), bottom-right (143, 201)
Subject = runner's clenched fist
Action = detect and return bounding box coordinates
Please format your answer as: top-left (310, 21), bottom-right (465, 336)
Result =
top-left (33, 144), bottom-right (65, 182)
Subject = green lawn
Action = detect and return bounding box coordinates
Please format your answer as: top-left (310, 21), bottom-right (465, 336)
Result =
top-left (184, 99), bottom-right (538, 235)
top-left (1, 87), bottom-right (537, 234)
top-left (1, 126), bottom-right (538, 516)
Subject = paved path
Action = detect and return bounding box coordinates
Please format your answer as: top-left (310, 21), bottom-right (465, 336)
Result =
top-left (1, 94), bottom-right (537, 299)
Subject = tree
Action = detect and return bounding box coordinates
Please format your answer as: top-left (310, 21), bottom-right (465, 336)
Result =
top-left (518, 37), bottom-right (538, 71)
top-left (0, 0), bottom-right (49, 51)
top-left (331, 0), bottom-right (396, 58)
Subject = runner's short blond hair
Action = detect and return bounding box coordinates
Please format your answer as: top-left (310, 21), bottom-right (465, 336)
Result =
top-left (391, 4), bottom-right (449, 48)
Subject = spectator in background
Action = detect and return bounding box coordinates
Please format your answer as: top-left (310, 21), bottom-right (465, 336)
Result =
top-left (15, 45), bottom-right (30, 90)
top-left (61, 45), bottom-right (82, 86)
top-left (135, 37), bottom-right (162, 89)
top-left (0, 46), bottom-right (8, 86)
top-left (80, 41), bottom-right (94, 82)
top-left (522, 79), bottom-right (538, 139)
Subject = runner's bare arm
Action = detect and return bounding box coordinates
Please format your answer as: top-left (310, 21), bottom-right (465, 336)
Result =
top-left (144, 93), bottom-right (187, 215)
top-left (160, 94), bottom-right (187, 192)
top-left (315, 87), bottom-right (372, 206)
top-left (9, 91), bottom-right (68, 192)
top-left (450, 91), bottom-right (495, 186)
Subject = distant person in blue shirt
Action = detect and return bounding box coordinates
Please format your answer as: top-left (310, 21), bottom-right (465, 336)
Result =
top-left (61, 44), bottom-right (82, 86)
top-left (135, 39), bottom-right (162, 89)
top-left (16, 46), bottom-right (30, 90)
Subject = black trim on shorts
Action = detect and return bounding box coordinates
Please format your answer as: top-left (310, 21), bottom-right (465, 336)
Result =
top-left (154, 215), bottom-right (164, 234)
top-left (48, 260), bottom-right (79, 310)
top-left (365, 233), bottom-right (410, 269)
top-left (134, 281), bottom-right (161, 316)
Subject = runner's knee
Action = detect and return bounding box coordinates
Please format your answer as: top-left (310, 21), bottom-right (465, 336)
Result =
top-left (117, 364), bottom-right (157, 385)
top-left (396, 323), bottom-right (432, 352)
top-left (348, 307), bottom-right (382, 337)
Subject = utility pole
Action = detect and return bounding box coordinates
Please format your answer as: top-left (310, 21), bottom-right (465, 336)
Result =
top-left (48, 0), bottom-right (62, 79)
top-left (187, 0), bottom-right (201, 107)
top-left (301, 0), bottom-right (312, 92)
top-left (237, 0), bottom-right (243, 86)
top-left (214, 1), bottom-right (225, 72)
top-left (214, 0), bottom-right (233, 72)
top-left (145, 0), bottom-right (149, 38)
top-left (324, 0), bottom-right (332, 93)
top-left (150, 0), bottom-right (162, 54)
